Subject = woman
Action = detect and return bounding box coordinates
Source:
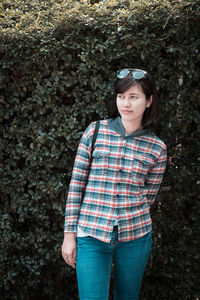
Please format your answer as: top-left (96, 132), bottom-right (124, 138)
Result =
top-left (62, 68), bottom-right (167, 300)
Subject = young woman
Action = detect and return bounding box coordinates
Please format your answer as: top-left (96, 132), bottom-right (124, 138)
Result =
top-left (62, 68), bottom-right (167, 300)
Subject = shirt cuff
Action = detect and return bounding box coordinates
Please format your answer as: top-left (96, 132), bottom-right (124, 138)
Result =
top-left (64, 223), bottom-right (77, 233)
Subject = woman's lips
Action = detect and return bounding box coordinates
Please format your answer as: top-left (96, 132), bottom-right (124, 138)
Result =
top-left (121, 110), bottom-right (132, 114)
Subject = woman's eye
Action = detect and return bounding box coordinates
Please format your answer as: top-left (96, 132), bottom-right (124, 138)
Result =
top-left (130, 95), bottom-right (137, 99)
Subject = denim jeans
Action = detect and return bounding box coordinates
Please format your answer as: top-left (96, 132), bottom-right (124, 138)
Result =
top-left (76, 227), bottom-right (152, 300)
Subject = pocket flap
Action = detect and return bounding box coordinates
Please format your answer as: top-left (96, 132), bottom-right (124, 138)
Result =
top-left (134, 154), bottom-right (154, 167)
top-left (92, 147), bottom-right (110, 158)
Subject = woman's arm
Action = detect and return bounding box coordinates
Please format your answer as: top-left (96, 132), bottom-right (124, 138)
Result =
top-left (145, 147), bottom-right (167, 205)
top-left (64, 122), bottom-right (94, 232)
top-left (62, 123), bottom-right (95, 266)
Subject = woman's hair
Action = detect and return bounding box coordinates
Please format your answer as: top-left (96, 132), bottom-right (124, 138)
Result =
top-left (107, 69), bottom-right (159, 128)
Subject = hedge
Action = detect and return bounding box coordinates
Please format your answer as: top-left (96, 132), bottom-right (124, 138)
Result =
top-left (0, 0), bottom-right (199, 299)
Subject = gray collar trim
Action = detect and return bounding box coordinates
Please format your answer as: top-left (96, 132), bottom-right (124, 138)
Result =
top-left (108, 116), bottom-right (149, 138)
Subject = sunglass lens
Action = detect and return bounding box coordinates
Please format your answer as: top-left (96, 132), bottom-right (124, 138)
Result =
top-left (132, 70), bottom-right (145, 79)
top-left (117, 69), bottom-right (130, 78)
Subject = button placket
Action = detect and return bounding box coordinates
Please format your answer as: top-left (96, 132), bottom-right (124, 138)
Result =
top-left (116, 138), bottom-right (126, 203)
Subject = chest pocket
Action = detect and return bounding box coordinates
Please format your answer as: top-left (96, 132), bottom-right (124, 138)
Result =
top-left (132, 154), bottom-right (154, 182)
top-left (91, 147), bottom-right (110, 176)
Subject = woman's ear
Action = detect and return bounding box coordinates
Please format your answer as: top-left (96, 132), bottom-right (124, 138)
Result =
top-left (146, 95), bottom-right (153, 108)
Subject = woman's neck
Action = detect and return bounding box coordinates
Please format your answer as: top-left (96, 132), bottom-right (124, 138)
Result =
top-left (121, 118), bottom-right (143, 135)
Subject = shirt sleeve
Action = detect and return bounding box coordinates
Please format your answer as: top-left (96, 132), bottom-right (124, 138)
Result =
top-left (64, 122), bottom-right (95, 232)
top-left (145, 146), bottom-right (167, 205)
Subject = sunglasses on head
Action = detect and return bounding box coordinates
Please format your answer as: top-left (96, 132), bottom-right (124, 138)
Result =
top-left (117, 69), bottom-right (148, 80)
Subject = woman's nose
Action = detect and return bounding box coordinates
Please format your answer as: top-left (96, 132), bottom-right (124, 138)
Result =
top-left (123, 97), bottom-right (131, 106)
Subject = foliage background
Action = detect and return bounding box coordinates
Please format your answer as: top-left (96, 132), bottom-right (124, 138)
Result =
top-left (0, 0), bottom-right (199, 299)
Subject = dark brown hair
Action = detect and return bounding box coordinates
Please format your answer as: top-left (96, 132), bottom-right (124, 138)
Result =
top-left (107, 70), bottom-right (159, 128)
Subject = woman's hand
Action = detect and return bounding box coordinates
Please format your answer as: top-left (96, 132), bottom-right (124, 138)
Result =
top-left (61, 232), bottom-right (76, 269)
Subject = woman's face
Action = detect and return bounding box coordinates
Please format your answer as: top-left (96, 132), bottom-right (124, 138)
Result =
top-left (116, 83), bottom-right (152, 127)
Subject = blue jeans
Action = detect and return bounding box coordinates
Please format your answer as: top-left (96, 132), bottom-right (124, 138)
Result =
top-left (76, 227), bottom-right (152, 300)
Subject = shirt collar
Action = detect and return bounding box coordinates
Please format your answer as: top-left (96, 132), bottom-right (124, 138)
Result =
top-left (108, 116), bottom-right (150, 138)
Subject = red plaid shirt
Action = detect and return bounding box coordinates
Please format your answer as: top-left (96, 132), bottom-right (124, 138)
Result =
top-left (64, 117), bottom-right (167, 242)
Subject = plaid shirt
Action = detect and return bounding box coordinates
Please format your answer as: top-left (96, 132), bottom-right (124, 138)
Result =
top-left (64, 117), bottom-right (167, 243)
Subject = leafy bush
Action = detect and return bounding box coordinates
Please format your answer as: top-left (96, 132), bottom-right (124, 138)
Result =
top-left (0, 0), bottom-right (199, 299)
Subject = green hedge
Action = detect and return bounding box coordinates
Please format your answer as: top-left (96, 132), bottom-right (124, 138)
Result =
top-left (0, 0), bottom-right (199, 299)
